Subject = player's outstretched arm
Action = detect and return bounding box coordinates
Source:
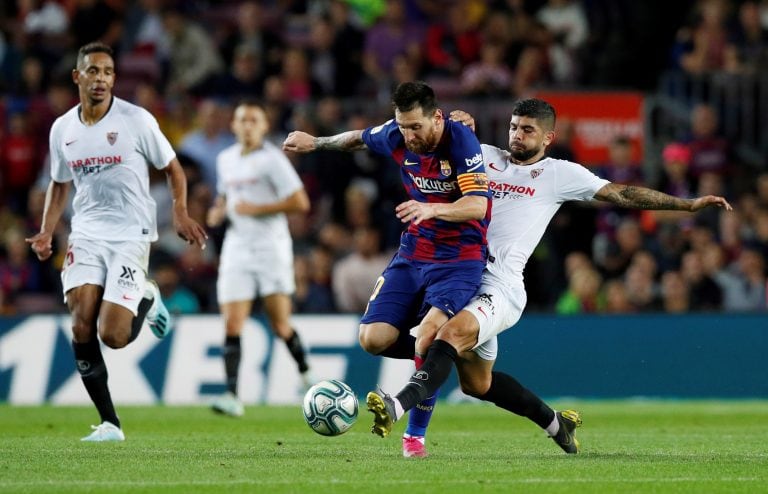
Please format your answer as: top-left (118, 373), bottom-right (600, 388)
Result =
top-left (164, 158), bottom-right (209, 248)
top-left (282, 130), bottom-right (367, 153)
top-left (594, 183), bottom-right (733, 212)
top-left (25, 180), bottom-right (71, 261)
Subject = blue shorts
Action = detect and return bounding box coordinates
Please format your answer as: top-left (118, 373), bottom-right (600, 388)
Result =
top-left (360, 253), bottom-right (485, 331)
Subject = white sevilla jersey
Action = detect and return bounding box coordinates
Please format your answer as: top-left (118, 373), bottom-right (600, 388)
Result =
top-left (216, 141), bottom-right (303, 251)
top-left (49, 97), bottom-right (175, 242)
top-left (481, 144), bottom-right (609, 285)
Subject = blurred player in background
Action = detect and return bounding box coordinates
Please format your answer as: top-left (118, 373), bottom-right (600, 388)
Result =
top-left (207, 100), bottom-right (312, 417)
top-left (367, 98), bottom-right (733, 455)
top-left (26, 42), bottom-right (208, 441)
top-left (283, 81), bottom-right (491, 457)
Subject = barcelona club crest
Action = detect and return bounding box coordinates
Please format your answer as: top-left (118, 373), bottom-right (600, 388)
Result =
top-left (107, 132), bottom-right (118, 145)
top-left (440, 160), bottom-right (452, 177)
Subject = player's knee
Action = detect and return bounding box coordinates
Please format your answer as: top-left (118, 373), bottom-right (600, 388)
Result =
top-left (358, 324), bottom-right (391, 354)
top-left (99, 325), bottom-right (131, 349)
top-left (100, 328), bottom-right (129, 349)
top-left (70, 318), bottom-right (95, 343)
top-left (459, 378), bottom-right (488, 398)
top-left (436, 324), bottom-right (475, 353)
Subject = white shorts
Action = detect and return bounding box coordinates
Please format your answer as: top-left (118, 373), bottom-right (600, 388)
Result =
top-left (61, 238), bottom-right (150, 316)
top-left (462, 279), bottom-right (527, 361)
top-left (217, 234), bottom-right (295, 304)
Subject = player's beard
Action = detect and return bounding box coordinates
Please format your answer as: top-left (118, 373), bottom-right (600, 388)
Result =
top-left (405, 127), bottom-right (438, 154)
top-left (510, 144), bottom-right (540, 162)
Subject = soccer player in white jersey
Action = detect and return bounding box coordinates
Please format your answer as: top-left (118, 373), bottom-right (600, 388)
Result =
top-left (206, 100), bottom-right (312, 417)
top-left (26, 42), bottom-right (208, 442)
top-left (367, 98), bottom-right (733, 455)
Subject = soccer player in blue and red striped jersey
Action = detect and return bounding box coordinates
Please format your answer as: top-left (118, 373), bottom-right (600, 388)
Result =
top-left (283, 81), bottom-right (491, 457)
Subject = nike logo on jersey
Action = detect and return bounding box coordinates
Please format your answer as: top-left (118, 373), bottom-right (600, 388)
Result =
top-left (404, 159), bottom-right (419, 166)
top-left (488, 162), bottom-right (505, 171)
top-left (65, 140), bottom-right (77, 146)
top-left (122, 295), bottom-right (136, 301)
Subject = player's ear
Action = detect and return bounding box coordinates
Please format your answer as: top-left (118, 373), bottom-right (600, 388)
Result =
top-left (543, 130), bottom-right (555, 147)
top-left (72, 68), bottom-right (80, 85)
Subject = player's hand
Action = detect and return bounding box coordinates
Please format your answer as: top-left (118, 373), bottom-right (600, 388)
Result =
top-left (25, 231), bottom-right (54, 261)
top-left (396, 200), bottom-right (436, 225)
top-left (690, 195), bottom-right (733, 212)
top-left (449, 110), bottom-right (476, 132)
top-left (282, 131), bottom-right (316, 153)
top-left (174, 214), bottom-right (209, 249)
top-left (206, 205), bottom-right (226, 228)
top-left (234, 201), bottom-right (261, 216)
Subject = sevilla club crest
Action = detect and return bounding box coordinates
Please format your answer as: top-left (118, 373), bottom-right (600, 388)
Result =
top-left (107, 132), bottom-right (118, 145)
top-left (530, 168), bottom-right (542, 179)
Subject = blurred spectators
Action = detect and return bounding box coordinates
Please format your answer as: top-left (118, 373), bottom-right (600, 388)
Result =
top-left (162, 6), bottom-right (224, 96)
top-left (361, 0), bottom-right (424, 98)
top-left (326, 0), bottom-right (366, 97)
top-left (624, 262), bottom-right (661, 311)
top-left (332, 225), bottom-right (392, 313)
top-left (659, 270), bottom-right (690, 313)
top-left (178, 98), bottom-right (235, 192)
top-left (294, 245), bottom-right (336, 313)
top-left (555, 265), bottom-right (604, 314)
top-left (209, 43), bottom-right (265, 102)
top-left (602, 278), bottom-right (634, 314)
top-left (536, 0), bottom-right (589, 84)
top-left (672, 0), bottom-right (733, 75)
top-left (680, 249), bottom-right (723, 310)
top-left (68, 0), bottom-right (123, 59)
top-left (0, 0), bottom-right (765, 318)
top-left (152, 262), bottom-right (201, 315)
top-left (727, 0), bottom-right (768, 75)
top-left (460, 42), bottom-right (514, 97)
top-left (121, 0), bottom-right (167, 58)
top-left (685, 103), bottom-right (732, 187)
top-left (1, 111), bottom-right (40, 214)
top-left (0, 226), bottom-right (51, 310)
top-left (424, 1), bottom-right (482, 78)
top-left (219, 1), bottom-right (283, 74)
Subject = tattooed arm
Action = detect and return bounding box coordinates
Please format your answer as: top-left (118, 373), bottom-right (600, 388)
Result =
top-left (594, 183), bottom-right (733, 212)
top-left (282, 130), bottom-right (367, 153)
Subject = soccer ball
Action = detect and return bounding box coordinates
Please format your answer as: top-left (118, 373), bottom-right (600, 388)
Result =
top-left (302, 379), bottom-right (358, 436)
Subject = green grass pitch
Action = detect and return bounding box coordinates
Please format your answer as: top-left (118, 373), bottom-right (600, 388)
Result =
top-left (1, 400), bottom-right (766, 493)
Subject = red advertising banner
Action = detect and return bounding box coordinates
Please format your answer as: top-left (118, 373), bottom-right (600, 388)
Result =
top-left (535, 91), bottom-right (645, 166)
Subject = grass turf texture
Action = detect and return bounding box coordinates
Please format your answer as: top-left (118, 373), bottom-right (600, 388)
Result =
top-left (1, 401), bottom-right (766, 494)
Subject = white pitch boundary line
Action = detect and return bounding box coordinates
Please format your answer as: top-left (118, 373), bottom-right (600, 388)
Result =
top-left (0, 477), bottom-right (763, 487)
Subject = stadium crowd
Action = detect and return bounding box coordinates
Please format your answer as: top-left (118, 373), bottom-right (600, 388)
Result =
top-left (0, 0), bottom-right (767, 316)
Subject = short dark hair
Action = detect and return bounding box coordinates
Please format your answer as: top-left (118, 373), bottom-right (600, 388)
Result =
top-left (77, 42), bottom-right (114, 68)
top-left (391, 81), bottom-right (438, 115)
top-left (511, 98), bottom-right (556, 131)
top-left (235, 97), bottom-right (265, 110)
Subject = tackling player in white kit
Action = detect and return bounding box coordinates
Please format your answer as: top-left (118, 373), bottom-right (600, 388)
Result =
top-left (26, 42), bottom-right (207, 441)
top-left (207, 100), bottom-right (312, 417)
top-left (367, 98), bottom-right (732, 455)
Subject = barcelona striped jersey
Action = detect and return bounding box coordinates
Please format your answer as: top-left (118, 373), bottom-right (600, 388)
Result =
top-left (362, 117), bottom-right (491, 262)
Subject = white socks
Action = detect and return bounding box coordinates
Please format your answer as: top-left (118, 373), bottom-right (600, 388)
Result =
top-left (545, 414), bottom-right (560, 436)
